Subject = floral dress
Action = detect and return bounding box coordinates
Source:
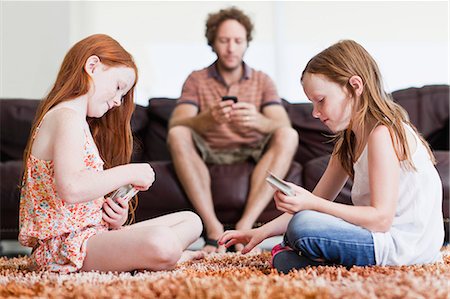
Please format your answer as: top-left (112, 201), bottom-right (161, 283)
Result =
top-left (19, 124), bottom-right (108, 273)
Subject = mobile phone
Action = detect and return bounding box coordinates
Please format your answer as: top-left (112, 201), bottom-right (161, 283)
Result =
top-left (222, 96), bottom-right (238, 103)
top-left (266, 173), bottom-right (295, 196)
top-left (110, 184), bottom-right (139, 203)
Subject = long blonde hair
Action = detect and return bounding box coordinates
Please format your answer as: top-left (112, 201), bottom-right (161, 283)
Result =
top-left (301, 40), bottom-right (435, 178)
top-left (22, 34), bottom-right (139, 221)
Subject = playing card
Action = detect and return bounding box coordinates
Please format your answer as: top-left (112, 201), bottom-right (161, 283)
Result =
top-left (110, 184), bottom-right (138, 203)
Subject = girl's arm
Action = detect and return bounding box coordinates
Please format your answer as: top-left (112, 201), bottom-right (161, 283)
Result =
top-left (277, 125), bottom-right (399, 232)
top-left (51, 109), bottom-right (154, 204)
top-left (219, 213), bottom-right (293, 253)
top-left (312, 154), bottom-right (349, 201)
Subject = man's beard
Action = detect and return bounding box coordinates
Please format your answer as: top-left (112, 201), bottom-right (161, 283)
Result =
top-left (217, 59), bottom-right (242, 73)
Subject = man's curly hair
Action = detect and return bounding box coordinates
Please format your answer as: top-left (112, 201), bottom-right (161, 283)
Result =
top-left (205, 7), bottom-right (254, 48)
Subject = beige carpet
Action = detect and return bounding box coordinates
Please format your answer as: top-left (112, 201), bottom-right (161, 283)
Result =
top-left (1, 247), bottom-right (449, 298)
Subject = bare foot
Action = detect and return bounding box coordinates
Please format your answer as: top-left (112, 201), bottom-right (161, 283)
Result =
top-left (203, 244), bottom-right (227, 254)
top-left (178, 250), bottom-right (205, 263)
top-left (203, 223), bottom-right (225, 254)
top-left (235, 243), bottom-right (244, 253)
top-left (235, 243), bottom-right (262, 254)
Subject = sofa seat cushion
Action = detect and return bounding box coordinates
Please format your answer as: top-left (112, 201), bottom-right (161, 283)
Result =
top-left (0, 99), bottom-right (39, 162)
top-left (0, 160), bottom-right (24, 239)
top-left (135, 160), bottom-right (302, 225)
top-left (435, 151), bottom-right (449, 219)
top-left (302, 155), bottom-right (353, 205)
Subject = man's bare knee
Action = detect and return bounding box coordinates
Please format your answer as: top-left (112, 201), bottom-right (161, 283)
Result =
top-left (167, 126), bottom-right (195, 153)
top-left (270, 127), bottom-right (299, 152)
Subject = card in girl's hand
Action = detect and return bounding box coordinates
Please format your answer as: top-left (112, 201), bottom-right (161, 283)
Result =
top-left (110, 184), bottom-right (138, 203)
top-left (266, 172), bottom-right (295, 196)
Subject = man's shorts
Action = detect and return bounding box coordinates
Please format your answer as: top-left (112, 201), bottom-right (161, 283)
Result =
top-left (191, 130), bottom-right (272, 165)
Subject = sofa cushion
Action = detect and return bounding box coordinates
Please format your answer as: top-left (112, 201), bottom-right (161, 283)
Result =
top-left (288, 103), bottom-right (335, 166)
top-left (392, 85), bottom-right (449, 151)
top-left (143, 98), bottom-right (177, 161)
top-left (0, 160), bottom-right (23, 239)
top-left (435, 151), bottom-right (449, 219)
top-left (302, 154), bottom-right (353, 205)
top-left (0, 99), bottom-right (39, 162)
top-left (135, 160), bottom-right (303, 225)
top-left (131, 105), bottom-right (150, 162)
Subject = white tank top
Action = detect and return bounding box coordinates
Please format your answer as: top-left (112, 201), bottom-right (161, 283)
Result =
top-left (351, 124), bottom-right (444, 265)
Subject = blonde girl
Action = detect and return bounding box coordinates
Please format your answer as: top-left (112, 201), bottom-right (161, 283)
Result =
top-left (219, 40), bottom-right (444, 272)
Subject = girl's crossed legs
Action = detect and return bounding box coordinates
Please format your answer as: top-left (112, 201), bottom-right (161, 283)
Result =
top-left (81, 211), bottom-right (204, 272)
top-left (273, 210), bottom-right (376, 273)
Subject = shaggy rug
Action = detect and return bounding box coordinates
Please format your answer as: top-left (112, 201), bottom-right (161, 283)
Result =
top-left (1, 247), bottom-right (449, 299)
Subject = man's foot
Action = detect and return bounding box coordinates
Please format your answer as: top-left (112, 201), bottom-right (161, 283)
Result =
top-left (178, 250), bottom-right (205, 264)
top-left (203, 237), bottom-right (226, 254)
top-left (202, 223), bottom-right (225, 253)
top-left (234, 243), bottom-right (262, 254)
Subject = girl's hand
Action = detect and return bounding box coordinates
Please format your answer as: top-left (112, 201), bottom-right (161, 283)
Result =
top-left (218, 227), bottom-right (267, 254)
top-left (274, 183), bottom-right (316, 214)
top-left (102, 196), bottom-right (129, 229)
top-left (131, 163), bottom-right (155, 191)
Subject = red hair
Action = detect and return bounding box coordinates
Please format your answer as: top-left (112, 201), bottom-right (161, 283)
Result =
top-left (22, 34), bottom-right (139, 221)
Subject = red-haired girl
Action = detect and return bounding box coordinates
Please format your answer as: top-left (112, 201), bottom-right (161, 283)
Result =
top-left (19, 34), bottom-right (204, 273)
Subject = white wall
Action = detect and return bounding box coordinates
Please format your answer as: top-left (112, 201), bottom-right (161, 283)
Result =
top-left (1, 1), bottom-right (71, 100)
top-left (1, 1), bottom-right (448, 105)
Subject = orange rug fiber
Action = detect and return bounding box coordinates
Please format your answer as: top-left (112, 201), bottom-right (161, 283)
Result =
top-left (1, 246), bottom-right (449, 298)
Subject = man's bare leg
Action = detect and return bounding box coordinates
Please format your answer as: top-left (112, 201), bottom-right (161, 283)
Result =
top-left (167, 126), bottom-right (225, 253)
top-left (235, 127), bottom-right (299, 250)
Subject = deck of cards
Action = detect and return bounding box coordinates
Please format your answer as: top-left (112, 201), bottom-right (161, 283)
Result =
top-left (110, 184), bottom-right (138, 203)
top-left (266, 172), bottom-right (295, 196)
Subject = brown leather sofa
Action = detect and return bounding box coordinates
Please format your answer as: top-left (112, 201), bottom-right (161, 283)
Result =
top-left (1, 85), bottom-right (448, 244)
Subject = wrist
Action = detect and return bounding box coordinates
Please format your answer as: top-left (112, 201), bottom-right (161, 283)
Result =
top-left (309, 194), bottom-right (321, 211)
top-left (196, 110), bottom-right (217, 131)
top-left (258, 116), bottom-right (272, 134)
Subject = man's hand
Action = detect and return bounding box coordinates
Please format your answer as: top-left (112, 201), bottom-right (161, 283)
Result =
top-left (210, 100), bottom-right (235, 124)
top-left (229, 102), bottom-right (263, 133)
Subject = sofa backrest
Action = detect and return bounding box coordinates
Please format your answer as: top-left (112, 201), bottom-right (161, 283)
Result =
top-left (141, 98), bottom-right (177, 161)
top-left (287, 103), bottom-right (334, 165)
top-left (287, 84), bottom-right (450, 164)
top-left (0, 99), bottom-right (39, 162)
top-left (1, 84), bottom-right (448, 164)
top-left (141, 97), bottom-right (335, 165)
top-left (0, 98), bottom-right (151, 163)
top-left (392, 85), bottom-right (449, 151)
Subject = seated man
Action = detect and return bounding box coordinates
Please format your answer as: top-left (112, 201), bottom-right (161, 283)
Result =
top-left (167, 7), bottom-right (298, 253)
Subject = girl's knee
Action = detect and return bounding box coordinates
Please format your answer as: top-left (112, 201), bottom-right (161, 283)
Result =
top-left (141, 227), bottom-right (182, 270)
top-left (288, 210), bottom-right (320, 233)
top-left (286, 210), bottom-right (324, 248)
top-left (187, 211), bottom-right (203, 237)
top-left (180, 211), bottom-right (203, 238)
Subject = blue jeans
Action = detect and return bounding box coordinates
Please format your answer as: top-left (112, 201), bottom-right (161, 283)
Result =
top-left (278, 210), bottom-right (376, 270)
